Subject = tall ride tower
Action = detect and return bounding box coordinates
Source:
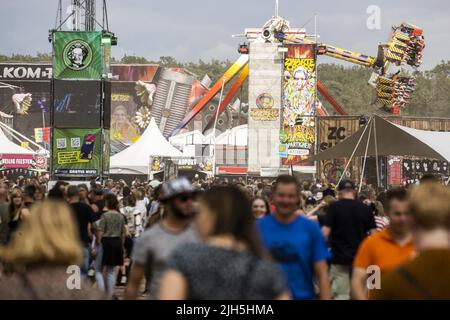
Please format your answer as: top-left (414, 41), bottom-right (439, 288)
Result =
top-left (245, 7), bottom-right (317, 176)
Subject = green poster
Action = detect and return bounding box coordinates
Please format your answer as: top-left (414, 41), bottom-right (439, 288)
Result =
top-left (53, 31), bottom-right (102, 80)
top-left (52, 128), bottom-right (102, 176)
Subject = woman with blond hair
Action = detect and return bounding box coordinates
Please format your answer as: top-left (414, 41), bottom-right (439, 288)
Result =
top-left (0, 201), bottom-right (104, 299)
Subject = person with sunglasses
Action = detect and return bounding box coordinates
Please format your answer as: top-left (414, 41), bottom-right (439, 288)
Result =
top-left (125, 177), bottom-right (199, 300)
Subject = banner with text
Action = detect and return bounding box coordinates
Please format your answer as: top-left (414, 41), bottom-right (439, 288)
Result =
top-left (52, 128), bottom-right (102, 176)
top-left (281, 44), bottom-right (317, 166)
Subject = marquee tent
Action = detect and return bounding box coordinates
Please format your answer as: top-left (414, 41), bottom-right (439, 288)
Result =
top-left (312, 115), bottom-right (450, 162)
top-left (311, 115), bottom-right (450, 188)
top-left (0, 127), bottom-right (37, 172)
top-left (110, 118), bottom-right (182, 175)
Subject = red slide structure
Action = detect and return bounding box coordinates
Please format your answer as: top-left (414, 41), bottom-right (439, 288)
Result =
top-left (317, 80), bottom-right (348, 115)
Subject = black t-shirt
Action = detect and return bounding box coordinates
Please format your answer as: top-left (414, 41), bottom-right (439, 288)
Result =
top-left (324, 199), bottom-right (377, 265)
top-left (70, 202), bottom-right (94, 246)
top-left (316, 208), bottom-right (327, 227)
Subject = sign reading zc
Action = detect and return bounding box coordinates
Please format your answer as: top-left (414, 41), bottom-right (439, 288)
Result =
top-left (319, 127), bottom-right (347, 152)
top-left (0, 64), bottom-right (53, 80)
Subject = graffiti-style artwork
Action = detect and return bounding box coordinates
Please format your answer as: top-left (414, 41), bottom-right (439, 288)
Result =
top-left (283, 45), bottom-right (316, 127)
top-left (281, 44), bottom-right (317, 165)
top-left (322, 160), bottom-right (347, 185)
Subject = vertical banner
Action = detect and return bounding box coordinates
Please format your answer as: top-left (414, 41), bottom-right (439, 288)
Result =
top-left (109, 66), bottom-right (160, 150)
top-left (388, 156), bottom-right (402, 186)
top-left (52, 128), bottom-right (102, 176)
top-left (53, 31), bottom-right (102, 80)
top-left (281, 44), bottom-right (317, 166)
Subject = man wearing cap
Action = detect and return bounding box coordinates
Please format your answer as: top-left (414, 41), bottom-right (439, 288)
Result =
top-left (322, 180), bottom-right (377, 300)
top-left (125, 177), bottom-right (199, 300)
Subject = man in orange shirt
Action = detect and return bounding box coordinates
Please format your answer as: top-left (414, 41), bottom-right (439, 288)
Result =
top-left (351, 187), bottom-right (415, 300)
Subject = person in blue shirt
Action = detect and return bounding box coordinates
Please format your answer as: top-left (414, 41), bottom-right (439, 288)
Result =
top-left (257, 175), bottom-right (331, 300)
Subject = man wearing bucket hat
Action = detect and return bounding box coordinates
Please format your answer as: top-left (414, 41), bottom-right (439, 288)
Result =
top-left (125, 177), bottom-right (199, 300)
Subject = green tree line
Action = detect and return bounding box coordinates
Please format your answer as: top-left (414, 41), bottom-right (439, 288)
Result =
top-left (2, 53), bottom-right (448, 117)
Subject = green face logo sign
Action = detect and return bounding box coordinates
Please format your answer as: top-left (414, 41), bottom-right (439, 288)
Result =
top-left (63, 39), bottom-right (93, 71)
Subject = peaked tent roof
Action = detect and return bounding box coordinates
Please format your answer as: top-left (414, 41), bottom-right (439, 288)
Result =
top-left (0, 127), bottom-right (36, 155)
top-left (311, 115), bottom-right (450, 162)
top-left (110, 118), bottom-right (182, 175)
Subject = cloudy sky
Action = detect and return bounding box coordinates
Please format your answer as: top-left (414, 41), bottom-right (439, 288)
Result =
top-left (1, 0), bottom-right (448, 70)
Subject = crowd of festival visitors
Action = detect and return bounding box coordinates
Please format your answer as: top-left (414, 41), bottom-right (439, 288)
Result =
top-left (0, 173), bottom-right (449, 300)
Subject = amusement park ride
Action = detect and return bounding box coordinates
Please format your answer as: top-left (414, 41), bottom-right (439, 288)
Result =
top-left (0, 0), bottom-right (426, 180)
top-left (171, 7), bottom-right (425, 137)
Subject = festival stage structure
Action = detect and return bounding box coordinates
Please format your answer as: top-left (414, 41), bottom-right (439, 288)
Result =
top-left (170, 3), bottom-right (425, 178)
top-left (49, 0), bottom-right (117, 180)
top-left (0, 1), bottom-right (427, 182)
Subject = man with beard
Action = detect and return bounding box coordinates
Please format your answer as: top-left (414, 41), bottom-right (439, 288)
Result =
top-left (125, 177), bottom-right (199, 300)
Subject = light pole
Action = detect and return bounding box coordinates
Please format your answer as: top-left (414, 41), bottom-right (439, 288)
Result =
top-left (212, 77), bottom-right (226, 179)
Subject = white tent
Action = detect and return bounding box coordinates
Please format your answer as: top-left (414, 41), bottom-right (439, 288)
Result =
top-left (110, 118), bottom-right (182, 175)
top-left (0, 127), bottom-right (36, 155)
